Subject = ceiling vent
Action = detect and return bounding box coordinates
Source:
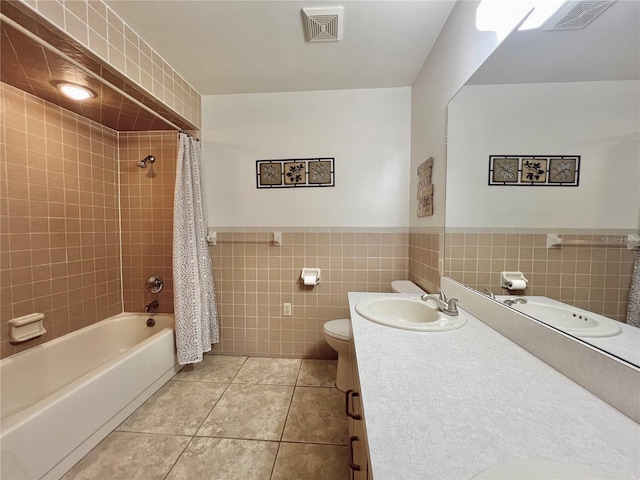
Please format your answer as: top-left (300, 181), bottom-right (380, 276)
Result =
top-left (544, 0), bottom-right (616, 30)
top-left (302, 6), bottom-right (343, 42)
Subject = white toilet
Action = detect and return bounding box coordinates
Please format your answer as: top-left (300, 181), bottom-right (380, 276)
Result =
top-left (323, 280), bottom-right (426, 392)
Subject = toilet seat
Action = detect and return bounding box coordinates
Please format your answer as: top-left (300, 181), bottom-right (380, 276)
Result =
top-left (323, 319), bottom-right (350, 341)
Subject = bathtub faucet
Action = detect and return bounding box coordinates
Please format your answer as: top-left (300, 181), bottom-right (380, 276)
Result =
top-left (145, 300), bottom-right (159, 313)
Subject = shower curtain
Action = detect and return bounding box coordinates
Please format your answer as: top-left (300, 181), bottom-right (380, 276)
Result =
top-left (173, 132), bottom-right (219, 364)
top-left (627, 249), bottom-right (640, 328)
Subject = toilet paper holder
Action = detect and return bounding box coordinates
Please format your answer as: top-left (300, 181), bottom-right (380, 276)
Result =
top-left (301, 268), bottom-right (321, 286)
top-left (501, 271), bottom-right (528, 290)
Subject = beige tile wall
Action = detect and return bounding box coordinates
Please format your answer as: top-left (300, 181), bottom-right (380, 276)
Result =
top-left (119, 131), bottom-right (177, 314)
top-left (0, 83), bottom-right (122, 358)
top-left (18, 0), bottom-right (201, 128)
top-left (209, 229), bottom-right (409, 358)
top-left (408, 227), bottom-right (443, 294)
top-left (443, 230), bottom-right (636, 321)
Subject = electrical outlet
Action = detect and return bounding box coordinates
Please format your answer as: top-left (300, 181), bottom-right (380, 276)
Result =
top-left (283, 303), bottom-right (292, 316)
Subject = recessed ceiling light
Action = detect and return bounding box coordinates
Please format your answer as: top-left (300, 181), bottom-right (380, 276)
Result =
top-left (56, 82), bottom-right (95, 101)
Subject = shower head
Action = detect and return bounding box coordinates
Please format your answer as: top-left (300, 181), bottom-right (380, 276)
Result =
top-left (137, 155), bottom-right (156, 169)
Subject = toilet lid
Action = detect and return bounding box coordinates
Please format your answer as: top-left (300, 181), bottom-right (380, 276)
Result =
top-left (324, 319), bottom-right (350, 341)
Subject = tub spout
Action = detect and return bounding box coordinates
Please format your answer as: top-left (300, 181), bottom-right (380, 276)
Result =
top-left (145, 300), bottom-right (159, 313)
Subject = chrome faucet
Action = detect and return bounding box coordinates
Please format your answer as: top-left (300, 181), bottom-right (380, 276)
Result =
top-left (503, 297), bottom-right (528, 306)
top-left (421, 294), bottom-right (460, 316)
top-left (145, 300), bottom-right (159, 313)
top-left (484, 288), bottom-right (496, 299)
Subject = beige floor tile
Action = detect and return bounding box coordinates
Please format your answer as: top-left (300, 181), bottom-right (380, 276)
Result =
top-left (271, 442), bottom-right (350, 480)
top-left (232, 357), bottom-right (301, 385)
top-left (166, 437), bottom-right (278, 480)
top-left (297, 359), bottom-right (338, 387)
top-left (174, 354), bottom-right (247, 383)
top-left (282, 387), bottom-right (348, 445)
top-left (197, 384), bottom-right (294, 440)
top-left (62, 431), bottom-right (190, 480)
top-left (117, 380), bottom-right (227, 435)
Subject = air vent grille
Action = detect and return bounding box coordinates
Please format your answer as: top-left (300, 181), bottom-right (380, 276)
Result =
top-left (544, 0), bottom-right (616, 30)
top-left (302, 6), bottom-right (343, 42)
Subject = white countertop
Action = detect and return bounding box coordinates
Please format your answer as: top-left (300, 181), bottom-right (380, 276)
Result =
top-left (349, 292), bottom-right (640, 480)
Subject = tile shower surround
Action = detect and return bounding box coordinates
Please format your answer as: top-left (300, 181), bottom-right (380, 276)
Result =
top-left (1, 83), bottom-right (122, 358)
top-left (0, 84), bottom-right (178, 359)
top-left (444, 231), bottom-right (636, 322)
top-left (119, 131), bottom-right (177, 314)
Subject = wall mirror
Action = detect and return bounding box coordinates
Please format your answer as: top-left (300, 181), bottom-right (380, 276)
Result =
top-left (444, 1), bottom-right (640, 367)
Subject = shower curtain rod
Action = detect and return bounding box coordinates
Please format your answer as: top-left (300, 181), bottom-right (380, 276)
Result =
top-left (1, 13), bottom-right (199, 140)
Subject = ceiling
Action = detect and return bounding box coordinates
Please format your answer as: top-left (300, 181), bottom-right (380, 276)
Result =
top-left (468, 0), bottom-right (640, 85)
top-left (103, 0), bottom-right (457, 96)
top-left (0, 1), bottom-right (197, 131)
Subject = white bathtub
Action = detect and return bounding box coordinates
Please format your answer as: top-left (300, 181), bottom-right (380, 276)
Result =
top-left (0, 313), bottom-right (181, 480)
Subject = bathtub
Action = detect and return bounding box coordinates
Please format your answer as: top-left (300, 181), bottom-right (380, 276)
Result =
top-left (1, 313), bottom-right (181, 480)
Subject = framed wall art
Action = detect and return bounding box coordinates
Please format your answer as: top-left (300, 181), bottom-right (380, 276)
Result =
top-left (256, 158), bottom-right (335, 188)
top-left (489, 155), bottom-right (580, 186)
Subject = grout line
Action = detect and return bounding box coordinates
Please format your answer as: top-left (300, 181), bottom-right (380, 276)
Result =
top-left (162, 435), bottom-right (194, 480)
top-left (269, 441), bottom-right (283, 480)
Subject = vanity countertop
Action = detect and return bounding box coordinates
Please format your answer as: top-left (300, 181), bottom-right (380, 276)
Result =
top-left (348, 292), bottom-right (640, 480)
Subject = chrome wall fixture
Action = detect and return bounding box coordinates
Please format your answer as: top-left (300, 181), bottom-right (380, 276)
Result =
top-left (137, 155), bottom-right (156, 169)
top-left (145, 274), bottom-right (164, 293)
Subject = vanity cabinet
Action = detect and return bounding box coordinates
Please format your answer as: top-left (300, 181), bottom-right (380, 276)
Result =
top-left (347, 336), bottom-right (373, 480)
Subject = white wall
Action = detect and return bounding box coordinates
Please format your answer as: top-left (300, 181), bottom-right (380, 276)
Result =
top-left (446, 81), bottom-right (640, 229)
top-left (410, 0), bottom-right (504, 227)
top-left (202, 88), bottom-right (411, 227)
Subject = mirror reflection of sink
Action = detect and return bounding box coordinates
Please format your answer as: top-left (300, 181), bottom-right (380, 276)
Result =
top-left (472, 460), bottom-right (619, 479)
top-left (508, 301), bottom-right (621, 338)
top-left (355, 297), bottom-right (467, 331)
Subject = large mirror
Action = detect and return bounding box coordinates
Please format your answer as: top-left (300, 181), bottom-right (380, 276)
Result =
top-left (444, 1), bottom-right (640, 366)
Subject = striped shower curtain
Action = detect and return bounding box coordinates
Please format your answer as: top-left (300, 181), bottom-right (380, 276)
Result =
top-left (173, 132), bottom-right (219, 364)
top-left (627, 249), bottom-right (640, 328)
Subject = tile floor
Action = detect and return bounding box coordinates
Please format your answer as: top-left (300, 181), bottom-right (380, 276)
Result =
top-left (62, 356), bottom-right (350, 480)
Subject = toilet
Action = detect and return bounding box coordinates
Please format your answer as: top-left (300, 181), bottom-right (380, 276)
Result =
top-left (323, 280), bottom-right (426, 392)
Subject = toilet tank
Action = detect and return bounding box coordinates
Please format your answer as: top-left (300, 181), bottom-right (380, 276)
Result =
top-left (391, 280), bottom-right (426, 295)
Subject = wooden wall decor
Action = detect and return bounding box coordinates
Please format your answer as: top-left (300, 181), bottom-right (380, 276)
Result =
top-left (417, 157), bottom-right (434, 217)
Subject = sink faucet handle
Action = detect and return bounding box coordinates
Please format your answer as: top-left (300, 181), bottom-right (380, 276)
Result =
top-left (446, 298), bottom-right (459, 313)
top-left (484, 288), bottom-right (496, 299)
top-left (436, 287), bottom-right (447, 302)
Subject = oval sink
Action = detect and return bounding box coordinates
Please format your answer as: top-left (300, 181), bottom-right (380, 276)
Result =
top-left (355, 297), bottom-right (467, 331)
top-left (509, 302), bottom-right (621, 337)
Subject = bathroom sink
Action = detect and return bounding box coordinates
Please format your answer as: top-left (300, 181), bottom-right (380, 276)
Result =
top-left (509, 302), bottom-right (621, 337)
top-left (473, 460), bottom-right (619, 479)
top-left (355, 297), bottom-right (467, 331)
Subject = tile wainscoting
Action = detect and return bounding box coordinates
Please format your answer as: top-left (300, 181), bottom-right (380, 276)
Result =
top-left (208, 228), bottom-right (411, 358)
top-left (444, 228), bottom-right (636, 322)
top-left (408, 226), bottom-right (443, 295)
